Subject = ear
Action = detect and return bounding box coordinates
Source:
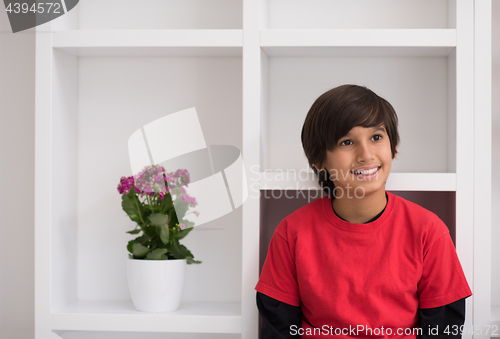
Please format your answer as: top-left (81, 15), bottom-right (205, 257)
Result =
top-left (393, 146), bottom-right (398, 159)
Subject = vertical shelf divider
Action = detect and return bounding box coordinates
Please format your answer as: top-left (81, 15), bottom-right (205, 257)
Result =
top-left (474, 0), bottom-right (493, 338)
top-left (242, 1), bottom-right (261, 339)
top-left (455, 1), bottom-right (475, 338)
top-left (35, 19), bottom-right (61, 339)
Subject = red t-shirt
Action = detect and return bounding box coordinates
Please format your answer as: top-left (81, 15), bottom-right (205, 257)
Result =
top-left (255, 191), bottom-right (472, 338)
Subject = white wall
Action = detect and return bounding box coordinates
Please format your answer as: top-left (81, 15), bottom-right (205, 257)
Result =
top-left (492, 0), bottom-right (500, 310)
top-left (0, 7), bottom-right (35, 339)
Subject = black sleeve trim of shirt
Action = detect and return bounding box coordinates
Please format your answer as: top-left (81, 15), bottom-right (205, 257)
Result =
top-left (256, 292), bottom-right (302, 338)
top-left (417, 297), bottom-right (466, 339)
top-left (257, 292), bottom-right (467, 339)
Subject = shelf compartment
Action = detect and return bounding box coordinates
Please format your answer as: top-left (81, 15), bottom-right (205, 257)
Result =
top-left (52, 30), bottom-right (243, 57)
top-left (259, 172), bottom-right (456, 191)
top-left (48, 49), bottom-right (243, 318)
top-left (52, 0), bottom-right (242, 31)
top-left (260, 53), bottom-right (456, 173)
top-left (51, 300), bottom-right (241, 333)
top-left (261, 0), bottom-right (455, 30)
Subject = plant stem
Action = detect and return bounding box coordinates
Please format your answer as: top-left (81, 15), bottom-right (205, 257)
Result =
top-left (133, 196), bottom-right (145, 224)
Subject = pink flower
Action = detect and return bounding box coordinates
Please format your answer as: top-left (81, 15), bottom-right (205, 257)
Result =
top-left (117, 176), bottom-right (135, 195)
top-left (119, 166), bottom-right (195, 206)
top-left (133, 164), bottom-right (168, 195)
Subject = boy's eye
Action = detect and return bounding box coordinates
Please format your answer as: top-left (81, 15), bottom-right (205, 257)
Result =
top-left (339, 134), bottom-right (382, 146)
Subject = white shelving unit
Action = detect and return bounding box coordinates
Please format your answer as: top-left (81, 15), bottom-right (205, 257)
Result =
top-left (492, 0), bottom-right (500, 332)
top-left (51, 301), bottom-right (241, 333)
top-left (34, 1), bottom-right (493, 339)
top-left (474, 1), bottom-right (493, 337)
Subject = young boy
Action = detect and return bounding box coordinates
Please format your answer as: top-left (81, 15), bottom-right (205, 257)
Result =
top-left (255, 84), bottom-right (472, 338)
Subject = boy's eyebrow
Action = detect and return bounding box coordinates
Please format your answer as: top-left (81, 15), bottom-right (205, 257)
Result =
top-left (344, 126), bottom-right (386, 137)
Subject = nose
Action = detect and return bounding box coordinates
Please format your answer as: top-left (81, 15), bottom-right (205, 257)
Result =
top-left (356, 141), bottom-right (374, 163)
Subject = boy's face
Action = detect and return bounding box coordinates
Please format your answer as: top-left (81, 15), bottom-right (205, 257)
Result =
top-left (319, 124), bottom-right (396, 198)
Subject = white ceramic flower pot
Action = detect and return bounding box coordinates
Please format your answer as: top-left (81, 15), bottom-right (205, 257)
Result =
top-left (127, 257), bottom-right (186, 312)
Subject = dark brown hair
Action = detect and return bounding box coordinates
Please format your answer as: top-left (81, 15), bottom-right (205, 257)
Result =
top-left (301, 84), bottom-right (400, 197)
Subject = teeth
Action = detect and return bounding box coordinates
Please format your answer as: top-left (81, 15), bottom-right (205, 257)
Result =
top-left (352, 167), bottom-right (379, 175)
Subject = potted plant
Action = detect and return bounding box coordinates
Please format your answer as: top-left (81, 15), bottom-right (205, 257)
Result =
top-left (117, 164), bottom-right (201, 312)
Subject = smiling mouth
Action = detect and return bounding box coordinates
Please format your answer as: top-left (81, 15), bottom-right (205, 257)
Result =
top-left (351, 166), bottom-right (382, 180)
top-left (350, 166), bottom-right (381, 176)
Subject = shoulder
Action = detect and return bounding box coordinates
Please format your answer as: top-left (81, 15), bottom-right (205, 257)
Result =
top-left (274, 196), bottom-right (327, 240)
top-left (389, 193), bottom-right (450, 245)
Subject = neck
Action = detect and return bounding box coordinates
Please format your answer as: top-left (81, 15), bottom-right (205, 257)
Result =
top-left (332, 188), bottom-right (387, 224)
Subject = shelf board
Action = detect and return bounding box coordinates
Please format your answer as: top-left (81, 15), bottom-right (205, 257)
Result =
top-left (261, 29), bottom-right (456, 57)
top-left (259, 172), bottom-right (456, 191)
top-left (51, 300), bottom-right (241, 333)
top-left (52, 30), bottom-right (243, 57)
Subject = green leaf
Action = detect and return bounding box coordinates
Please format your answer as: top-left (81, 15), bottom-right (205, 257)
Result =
top-left (148, 214), bottom-right (169, 244)
top-left (146, 248), bottom-right (168, 260)
top-left (122, 193), bottom-right (143, 224)
top-left (186, 257), bottom-right (202, 264)
top-left (167, 241), bottom-right (200, 264)
top-left (159, 225), bottom-right (169, 244)
top-left (173, 200), bottom-right (189, 220)
top-left (151, 236), bottom-right (164, 250)
top-left (135, 234), bottom-right (151, 246)
top-left (174, 227), bottom-right (193, 240)
top-left (183, 220), bottom-right (195, 228)
top-left (173, 220), bottom-right (195, 239)
top-left (148, 213), bottom-right (168, 227)
top-left (167, 240), bottom-right (189, 259)
top-left (126, 229), bottom-right (141, 235)
top-left (184, 248), bottom-right (195, 259)
top-left (127, 240), bottom-right (135, 254)
top-left (142, 209), bottom-right (153, 224)
top-left (159, 194), bottom-right (174, 214)
top-left (132, 243), bottom-right (150, 259)
top-left (168, 209), bottom-right (178, 226)
top-left (143, 225), bottom-right (157, 238)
